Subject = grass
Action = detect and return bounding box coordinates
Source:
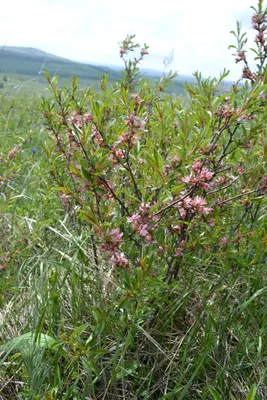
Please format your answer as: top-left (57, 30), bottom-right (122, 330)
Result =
top-left (0, 83), bottom-right (266, 399)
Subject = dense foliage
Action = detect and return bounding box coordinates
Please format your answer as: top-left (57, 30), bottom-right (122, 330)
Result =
top-left (0, 2), bottom-right (267, 399)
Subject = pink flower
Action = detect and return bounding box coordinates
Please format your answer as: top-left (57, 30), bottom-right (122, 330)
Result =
top-left (183, 162), bottom-right (214, 190)
top-left (217, 176), bottom-right (226, 185)
top-left (110, 228), bottom-right (123, 245)
top-left (172, 224), bottom-right (182, 232)
top-left (219, 237), bottom-right (228, 245)
top-left (127, 213), bottom-right (141, 223)
top-left (139, 224), bottom-right (149, 237)
top-left (191, 196), bottom-right (206, 209)
top-left (174, 248), bottom-right (184, 257)
top-left (192, 159), bottom-right (202, 173)
top-left (111, 252), bottom-right (129, 268)
top-left (83, 112), bottom-right (93, 124)
top-left (198, 182), bottom-right (210, 190)
top-left (138, 202), bottom-right (150, 214)
top-left (182, 174), bottom-right (196, 184)
top-left (69, 112), bottom-right (83, 128)
top-left (181, 197), bottom-right (192, 209)
top-left (191, 196), bottom-right (213, 216)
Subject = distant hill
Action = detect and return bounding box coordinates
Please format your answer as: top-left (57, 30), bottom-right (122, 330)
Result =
top-left (0, 46), bottom-right (232, 95)
top-left (0, 46), bottom-right (122, 83)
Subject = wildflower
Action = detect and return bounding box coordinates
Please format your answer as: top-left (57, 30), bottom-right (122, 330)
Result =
top-left (83, 112), bottom-right (93, 124)
top-left (219, 237), bottom-right (229, 246)
top-left (109, 228), bottom-right (123, 245)
top-left (111, 252), bottom-right (128, 267)
top-left (139, 224), bottom-right (149, 237)
top-left (174, 248), bottom-right (184, 257)
top-left (139, 202), bottom-right (150, 214)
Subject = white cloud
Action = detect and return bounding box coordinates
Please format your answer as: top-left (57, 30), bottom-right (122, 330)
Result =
top-left (0, 0), bottom-right (259, 79)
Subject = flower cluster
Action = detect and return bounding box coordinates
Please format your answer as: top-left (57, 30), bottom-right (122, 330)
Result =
top-left (242, 68), bottom-right (256, 81)
top-left (174, 240), bottom-right (186, 257)
top-left (125, 113), bottom-right (146, 132)
top-left (235, 50), bottom-right (247, 64)
top-left (100, 228), bottom-right (129, 268)
top-left (177, 195), bottom-right (213, 219)
top-left (252, 12), bottom-right (267, 45)
top-left (182, 159), bottom-right (214, 190)
top-left (100, 228), bottom-right (123, 254)
top-left (127, 202), bottom-right (153, 241)
top-left (111, 252), bottom-right (129, 268)
top-left (69, 111), bottom-right (93, 129)
top-left (91, 124), bottom-right (104, 146)
top-left (215, 104), bottom-right (235, 120)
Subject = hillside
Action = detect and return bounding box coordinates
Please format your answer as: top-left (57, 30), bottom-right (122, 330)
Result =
top-left (0, 46), bottom-right (122, 82)
top-left (0, 46), bottom-right (231, 95)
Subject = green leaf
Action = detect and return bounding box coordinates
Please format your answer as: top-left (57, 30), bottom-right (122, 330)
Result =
top-left (245, 385), bottom-right (257, 400)
top-left (0, 332), bottom-right (63, 365)
top-left (70, 324), bottom-right (90, 339)
top-left (209, 387), bottom-right (223, 400)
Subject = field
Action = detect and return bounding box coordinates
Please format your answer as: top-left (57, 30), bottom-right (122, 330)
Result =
top-left (0, 33), bottom-right (266, 400)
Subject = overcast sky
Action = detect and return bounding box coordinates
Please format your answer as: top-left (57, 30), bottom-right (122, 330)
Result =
top-left (1, 0), bottom-right (258, 79)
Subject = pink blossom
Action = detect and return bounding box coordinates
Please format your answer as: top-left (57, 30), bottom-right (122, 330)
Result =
top-left (179, 240), bottom-right (186, 248)
top-left (198, 182), bottom-right (210, 190)
top-left (182, 174), bottom-right (196, 184)
top-left (191, 196), bottom-right (213, 216)
top-left (83, 112), bottom-right (93, 124)
top-left (69, 112), bottom-right (83, 128)
top-left (109, 228), bottom-right (123, 245)
top-left (217, 176), bottom-right (226, 185)
top-left (219, 237), bottom-right (228, 245)
top-left (127, 213), bottom-right (141, 224)
top-left (192, 159), bottom-right (202, 173)
top-left (178, 207), bottom-right (187, 219)
top-left (111, 252), bottom-right (129, 268)
top-left (172, 224), bottom-right (182, 232)
top-left (139, 202), bottom-right (150, 214)
top-left (139, 224), bottom-right (149, 237)
top-left (236, 165), bottom-right (244, 175)
top-left (191, 196), bottom-right (206, 210)
top-left (132, 93), bottom-right (142, 106)
top-left (245, 140), bottom-right (253, 148)
top-left (200, 169), bottom-right (213, 181)
top-left (125, 113), bottom-right (138, 126)
top-left (174, 248), bottom-right (184, 257)
top-left (92, 125), bottom-right (104, 146)
top-left (183, 162), bottom-right (214, 189)
top-left (181, 197), bottom-right (192, 209)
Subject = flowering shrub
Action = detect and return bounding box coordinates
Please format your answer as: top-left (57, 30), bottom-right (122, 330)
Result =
top-left (1, 2), bottom-right (267, 399)
top-left (41, 4), bottom-right (266, 288)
